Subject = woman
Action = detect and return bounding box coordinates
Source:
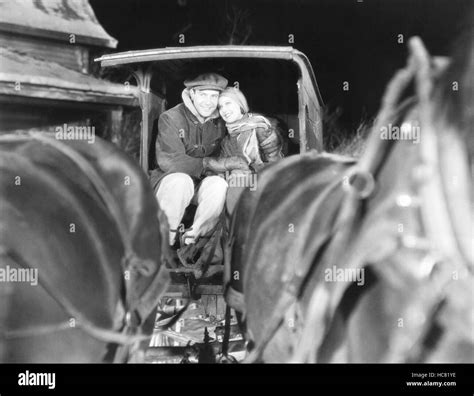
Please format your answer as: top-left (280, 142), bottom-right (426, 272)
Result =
top-left (218, 87), bottom-right (283, 169)
top-left (217, 87), bottom-right (283, 213)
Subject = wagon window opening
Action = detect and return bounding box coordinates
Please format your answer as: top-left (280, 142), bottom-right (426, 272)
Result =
top-left (148, 57), bottom-right (301, 169)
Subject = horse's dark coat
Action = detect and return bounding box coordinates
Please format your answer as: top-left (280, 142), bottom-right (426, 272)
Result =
top-left (229, 152), bottom-right (355, 361)
top-left (0, 133), bottom-right (168, 363)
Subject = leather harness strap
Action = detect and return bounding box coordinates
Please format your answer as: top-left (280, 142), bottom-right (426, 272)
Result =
top-left (225, 286), bottom-right (246, 315)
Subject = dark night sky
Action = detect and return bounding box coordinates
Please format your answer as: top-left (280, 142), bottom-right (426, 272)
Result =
top-left (90, 0), bottom-right (472, 132)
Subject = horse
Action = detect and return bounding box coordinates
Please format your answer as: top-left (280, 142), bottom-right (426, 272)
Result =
top-left (225, 32), bottom-right (473, 363)
top-left (0, 132), bottom-right (171, 363)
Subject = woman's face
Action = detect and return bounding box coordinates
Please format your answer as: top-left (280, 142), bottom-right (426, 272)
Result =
top-left (218, 96), bottom-right (244, 123)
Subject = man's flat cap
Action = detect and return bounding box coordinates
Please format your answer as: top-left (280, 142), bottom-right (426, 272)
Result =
top-left (184, 73), bottom-right (228, 92)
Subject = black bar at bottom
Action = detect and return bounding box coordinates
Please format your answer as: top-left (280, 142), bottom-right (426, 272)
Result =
top-left (0, 364), bottom-right (472, 391)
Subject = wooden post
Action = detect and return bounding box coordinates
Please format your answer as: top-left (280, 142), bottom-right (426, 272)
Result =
top-left (297, 79), bottom-right (308, 153)
top-left (140, 92), bottom-right (150, 172)
top-left (132, 66), bottom-right (153, 172)
top-left (108, 107), bottom-right (123, 147)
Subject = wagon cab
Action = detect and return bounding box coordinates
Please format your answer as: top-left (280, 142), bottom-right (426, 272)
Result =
top-left (95, 45), bottom-right (324, 172)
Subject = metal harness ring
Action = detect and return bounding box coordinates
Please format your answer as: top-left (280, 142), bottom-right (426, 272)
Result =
top-left (342, 169), bottom-right (376, 199)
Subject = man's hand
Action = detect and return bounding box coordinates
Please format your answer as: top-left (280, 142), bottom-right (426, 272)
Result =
top-left (224, 156), bottom-right (249, 171)
top-left (259, 128), bottom-right (282, 156)
top-left (203, 156), bottom-right (249, 173)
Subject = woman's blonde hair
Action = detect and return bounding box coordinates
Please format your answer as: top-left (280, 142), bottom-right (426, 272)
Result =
top-left (219, 87), bottom-right (249, 114)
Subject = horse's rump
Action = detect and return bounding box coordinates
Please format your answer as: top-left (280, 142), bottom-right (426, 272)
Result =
top-left (229, 152), bottom-right (354, 357)
top-left (53, 135), bottom-right (170, 321)
top-left (0, 133), bottom-right (168, 362)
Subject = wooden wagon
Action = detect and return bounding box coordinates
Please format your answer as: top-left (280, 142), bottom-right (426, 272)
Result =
top-left (95, 46), bottom-right (324, 361)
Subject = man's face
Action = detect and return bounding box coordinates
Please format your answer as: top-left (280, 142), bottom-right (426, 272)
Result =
top-left (190, 89), bottom-right (219, 118)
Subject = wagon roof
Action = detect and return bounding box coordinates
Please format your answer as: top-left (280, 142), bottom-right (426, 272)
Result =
top-left (95, 45), bottom-right (322, 105)
top-left (95, 45), bottom-right (311, 67)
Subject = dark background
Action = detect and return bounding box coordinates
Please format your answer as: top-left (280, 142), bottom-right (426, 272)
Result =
top-left (90, 0), bottom-right (472, 134)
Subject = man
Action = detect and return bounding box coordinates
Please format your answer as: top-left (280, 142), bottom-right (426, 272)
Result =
top-left (150, 72), bottom-right (281, 246)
